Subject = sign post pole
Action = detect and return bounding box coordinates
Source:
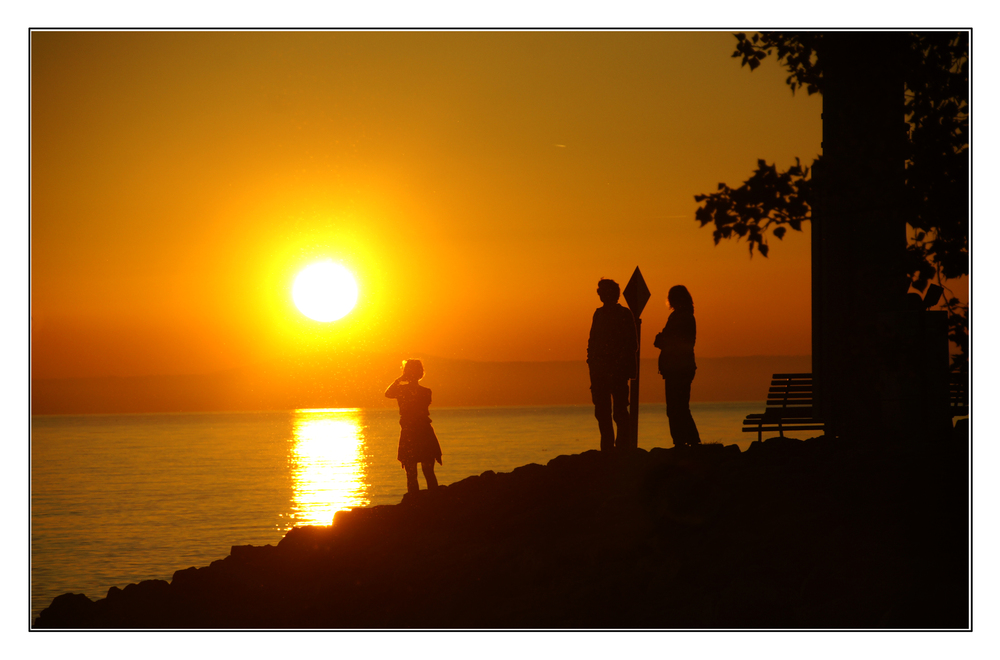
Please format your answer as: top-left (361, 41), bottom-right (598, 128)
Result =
top-left (622, 267), bottom-right (650, 450)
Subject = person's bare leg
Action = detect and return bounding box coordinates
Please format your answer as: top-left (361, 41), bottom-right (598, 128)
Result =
top-left (403, 461), bottom-right (420, 493)
top-left (421, 461), bottom-right (438, 489)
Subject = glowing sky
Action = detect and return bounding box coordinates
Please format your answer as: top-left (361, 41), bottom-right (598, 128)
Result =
top-left (31, 30), bottom-right (821, 379)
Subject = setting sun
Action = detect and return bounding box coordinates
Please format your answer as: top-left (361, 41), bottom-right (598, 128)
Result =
top-left (292, 261), bottom-right (359, 322)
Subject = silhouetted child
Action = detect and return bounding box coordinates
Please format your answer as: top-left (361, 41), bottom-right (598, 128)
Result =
top-left (653, 285), bottom-right (702, 448)
top-left (385, 359), bottom-right (443, 494)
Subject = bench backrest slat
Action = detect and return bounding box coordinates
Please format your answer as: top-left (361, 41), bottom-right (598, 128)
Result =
top-left (764, 373), bottom-right (816, 414)
top-left (948, 372), bottom-right (969, 413)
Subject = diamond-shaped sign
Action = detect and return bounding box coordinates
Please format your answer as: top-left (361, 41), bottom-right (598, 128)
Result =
top-left (623, 266), bottom-right (650, 318)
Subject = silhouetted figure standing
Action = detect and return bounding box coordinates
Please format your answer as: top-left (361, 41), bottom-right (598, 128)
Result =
top-left (654, 285), bottom-right (701, 447)
top-left (587, 278), bottom-right (638, 452)
top-left (385, 359), bottom-right (443, 494)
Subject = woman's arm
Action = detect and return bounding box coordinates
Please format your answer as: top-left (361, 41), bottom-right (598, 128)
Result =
top-left (384, 377), bottom-right (403, 398)
top-left (664, 314), bottom-right (696, 350)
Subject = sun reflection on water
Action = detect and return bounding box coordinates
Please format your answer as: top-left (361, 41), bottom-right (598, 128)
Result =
top-left (289, 408), bottom-right (370, 527)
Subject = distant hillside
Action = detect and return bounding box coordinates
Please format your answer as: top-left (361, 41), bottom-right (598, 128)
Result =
top-left (32, 354), bottom-right (811, 415)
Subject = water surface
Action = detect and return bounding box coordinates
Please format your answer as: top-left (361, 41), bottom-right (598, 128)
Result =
top-left (32, 402), bottom-right (782, 622)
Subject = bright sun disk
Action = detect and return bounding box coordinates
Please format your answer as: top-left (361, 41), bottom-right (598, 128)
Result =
top-left (292, 261), bottom-right (358, 322)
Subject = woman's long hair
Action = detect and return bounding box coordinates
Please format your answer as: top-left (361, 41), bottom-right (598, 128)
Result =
top-left (668, 285), bottom-right (694, 313)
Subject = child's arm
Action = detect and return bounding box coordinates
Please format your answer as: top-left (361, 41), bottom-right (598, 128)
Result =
top-left (384, 377), bottom-right (403, 398)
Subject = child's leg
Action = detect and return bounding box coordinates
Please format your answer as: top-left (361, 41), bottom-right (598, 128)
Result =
top-left (403, 461), bottom-right (420, 493)
top-left (421, 461), bottom-right (438, 489)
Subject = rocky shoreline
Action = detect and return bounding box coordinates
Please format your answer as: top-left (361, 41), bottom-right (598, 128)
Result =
top-left (33, 434), bottom-right (969, 629)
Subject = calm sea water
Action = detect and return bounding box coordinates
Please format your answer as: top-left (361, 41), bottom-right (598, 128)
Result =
top-left (31, 402), bottom-right (795, 622)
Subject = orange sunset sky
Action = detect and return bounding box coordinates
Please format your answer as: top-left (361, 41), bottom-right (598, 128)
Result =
top-left (31, 30), bottom-right (820, 385)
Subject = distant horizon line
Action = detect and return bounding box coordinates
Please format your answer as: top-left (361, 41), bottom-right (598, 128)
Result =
top-left (31, 400), bottom-right (771, 419)
top-left (32, 353), bottom-right (813, 382)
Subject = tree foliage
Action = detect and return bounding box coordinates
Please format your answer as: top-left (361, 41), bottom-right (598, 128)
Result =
top-left (694, 157), bottom-right (815, 258)
top-left (732, 32), bottom-right (824, 94)
top-left (695, 31), bottom-right (969, 368)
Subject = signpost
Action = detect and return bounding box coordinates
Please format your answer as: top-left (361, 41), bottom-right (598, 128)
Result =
top-left (622, 267), bottom-right (650, 450)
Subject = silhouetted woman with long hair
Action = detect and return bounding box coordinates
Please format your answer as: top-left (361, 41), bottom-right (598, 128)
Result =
top-left (653, 285), bottom-right (702, 448)
top-left (385, 359), bottom-right (443, 494)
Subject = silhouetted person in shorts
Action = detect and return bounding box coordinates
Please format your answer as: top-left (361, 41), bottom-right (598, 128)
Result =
top-left (385, 359), bottom-right (443, 494)
top-left (654, 285), bottom-right (701, 448)
top-left (587, 278), bottom-right (638, 452)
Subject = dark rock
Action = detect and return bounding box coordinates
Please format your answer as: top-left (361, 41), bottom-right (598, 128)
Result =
top-left (511, 462), bottom-right (546, 480)
top-left (276, 525), bottom-right (336, 552)
top-left (123, 579), bottom-right (170, 600)
top-left (32, 437), bottom-right (969, 629)
top-left (953, 417), bottom-right (968, 442)
top-left (230, 544), bottom-right (255, 560)
top-left (35, 593), bottom-right (96, 628)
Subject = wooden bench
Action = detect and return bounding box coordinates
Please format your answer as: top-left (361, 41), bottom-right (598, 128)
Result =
top-left (743, 371), bottom-right (967, 442)
top-left (742, 373), bottom-right (825, 442)
top-left (950, 371), bottom-right (969, 418)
